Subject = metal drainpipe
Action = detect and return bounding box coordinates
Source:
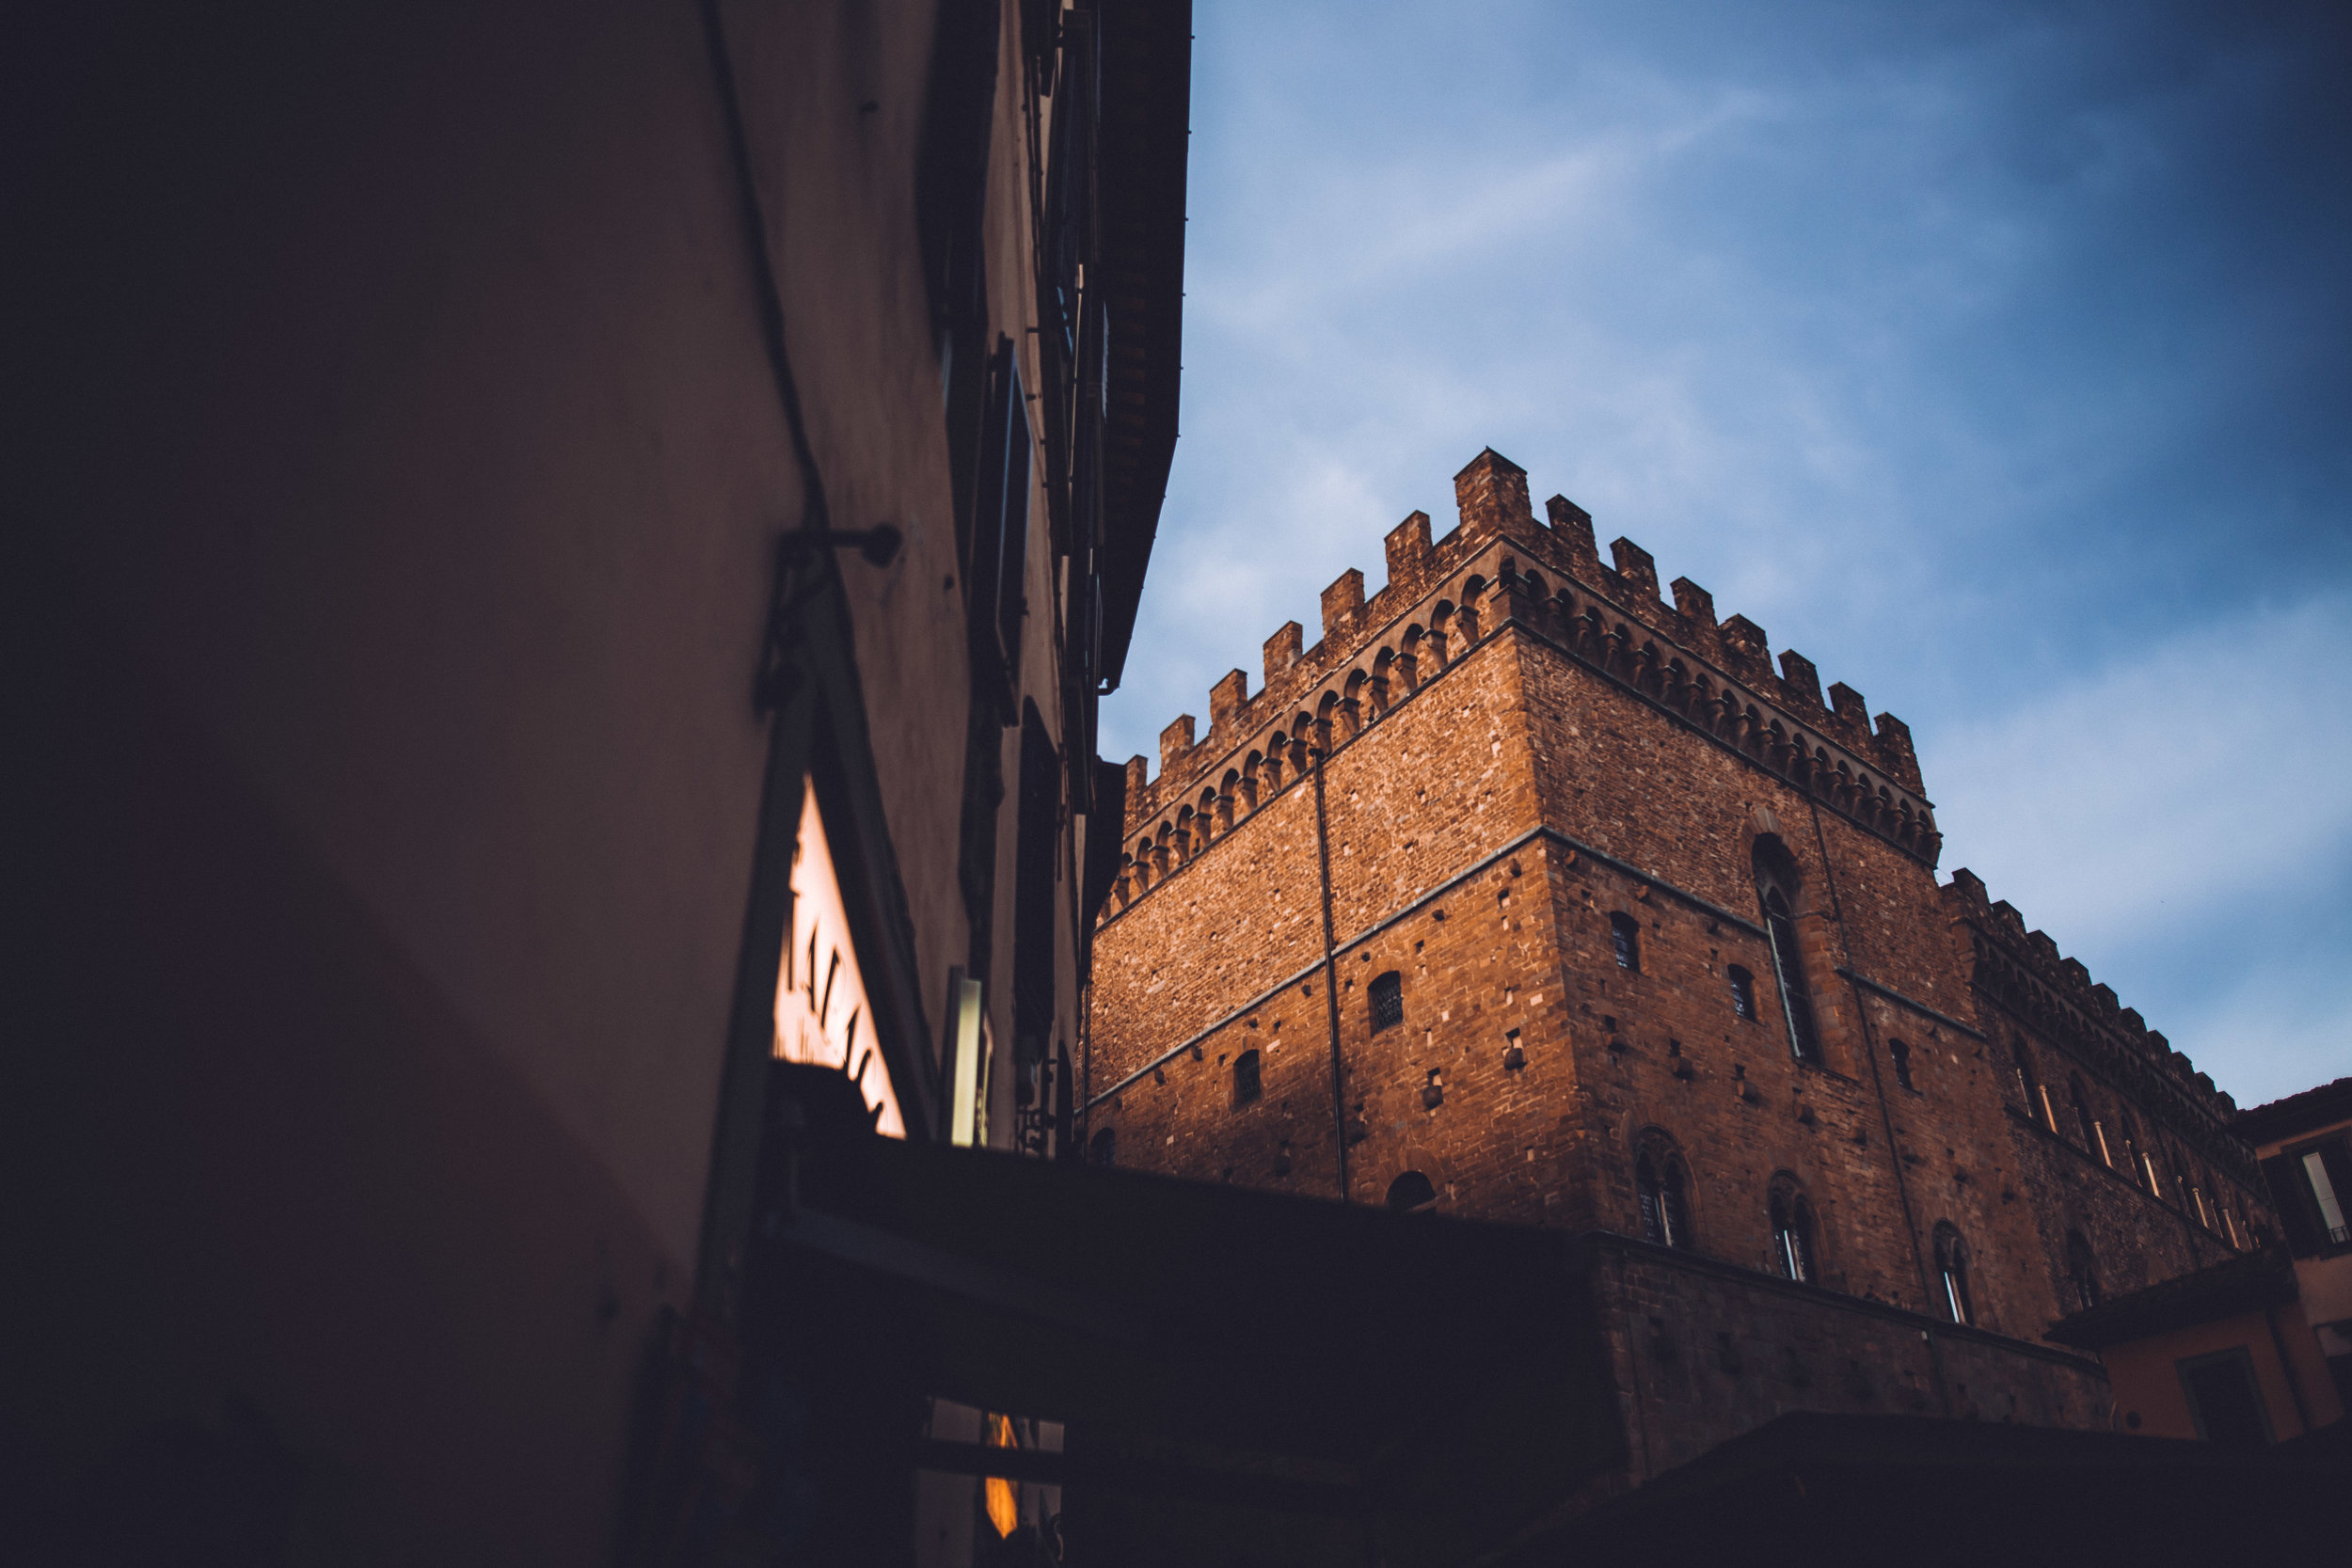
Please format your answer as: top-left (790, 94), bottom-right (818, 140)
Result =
top-left (1312, 748), bottom-right (1349, 1203)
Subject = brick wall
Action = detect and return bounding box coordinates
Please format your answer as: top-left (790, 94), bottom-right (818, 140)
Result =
top-left (1089, 448), bottom-right (2271, 1482)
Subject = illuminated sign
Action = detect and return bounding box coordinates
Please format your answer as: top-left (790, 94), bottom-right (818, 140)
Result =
top-left (773, 779), bottom-right (906, 1137)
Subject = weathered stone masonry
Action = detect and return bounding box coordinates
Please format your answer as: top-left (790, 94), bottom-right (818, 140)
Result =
top-left (1087, 448), bottom-right (2271, 1485)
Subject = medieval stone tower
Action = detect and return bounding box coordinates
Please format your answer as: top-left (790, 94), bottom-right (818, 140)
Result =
top-left (1086, 448), bottom-right (2271, 1481)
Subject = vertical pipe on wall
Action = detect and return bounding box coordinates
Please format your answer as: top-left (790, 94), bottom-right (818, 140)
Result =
top-left (1311, 748), bottom-right (1349, 1203)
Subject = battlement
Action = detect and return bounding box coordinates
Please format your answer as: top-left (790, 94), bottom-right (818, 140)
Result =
top-left (1941, 868), bottom-right (2246, 1164)
top-left (1119, 447), bottom-right (1935, 870)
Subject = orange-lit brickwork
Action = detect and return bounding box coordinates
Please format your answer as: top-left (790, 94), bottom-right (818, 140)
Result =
top-left (1089, 448), bottom-right (2271, 1484)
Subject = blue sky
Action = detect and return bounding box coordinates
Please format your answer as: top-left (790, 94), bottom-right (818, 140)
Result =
top-left (1098, 0), bottom-right (2352, 1108)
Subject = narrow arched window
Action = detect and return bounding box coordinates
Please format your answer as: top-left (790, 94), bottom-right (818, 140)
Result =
top-left (1935, 1223), bottom-right (1975, 1324)
top-left (1762, 889), bottom-right (1820, 1064)
top-left (1232, 1049), bottom-right (1262, 1107)
top-left (2065, 1230), bottom-right (2100, 1311)
top-left (1386, 1170), bottom-right (1438, 1213)
top-left (2069, 1074), bottom-right (2098, 1151)
top-left (1889, 1038), bottom-right (1915, 1091)
top-left (1610, 911), bottom-right (1641, 973)
top-left (1770, 1179), bottom-right (1817, 1284)
top-left (1369, 971), bottom-right (1404, 1032)
top-left (1088, 1128), bottom-right (1116, 1167)
top-left (2121, 1112), bottom-right (2148, 1192)
top-left (1728, 965), bottom-right (1756, 1021)
top-left (1635, 1132), bottom-right (1692, 1249)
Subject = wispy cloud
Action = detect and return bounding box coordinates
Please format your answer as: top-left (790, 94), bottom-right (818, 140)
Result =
top-left (1923, 594), bottom-right (2352, 1101)
top-left (1106, 0), bottom-right (2352, 1101)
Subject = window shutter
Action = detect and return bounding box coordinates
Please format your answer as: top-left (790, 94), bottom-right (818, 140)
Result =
top-left (2261, 1153), bottom-right (2324, 1255)
top-left (2318, 1137), bottom-right (2352, 1244)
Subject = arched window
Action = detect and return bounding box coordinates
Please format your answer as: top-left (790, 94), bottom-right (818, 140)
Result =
top-left (1635, 1132), bottom-right (1692, 1248)
top-left (2065, 1230), bottom-right (2101, 1312)
top-left (1770, 1177), bottom-right (1818, 1285)
top-left (1935, 1223), bottom-right (1975, 1324)
top-left (1232, 1049), bottom-right (1262, 1107)
top-left (1889, 1038), bottom-right (1915, 1091)
top-left (1609, 911), bottom-right (1641, 973)
top-left (1761, 890), bottom-right (1820, 1063)
top-left (1728, 965), bottom-right (1756, 1021)
top-left (1386, 1170), bottom-right (1438, 1213)
top-left (1753, 839), bottom-right (1820, 1065)
top-left (2069, 1073), bottom-right (2099, 1153)
top-left (2010, 1037), bottom-right (2046, 1127)
top-left (1369, 971), bottom-right (1404, 1032)
top-left (2119, 1109), bottom-right (2166, 1196)
top-left (1088, 1128), bottom-right (1116, 1167)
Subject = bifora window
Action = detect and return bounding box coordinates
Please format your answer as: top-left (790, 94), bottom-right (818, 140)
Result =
top-left (1610, 911), bottom-right (1641, 973)
top-left (1369, 971), bottom-right (1404, 1032)
top-left (1635, 1132), bottom-right (1692, 1249)
top-left (1770, 1178), bottom-right (1818, 1285)
top-left (1753, 838), bottom-right (1820, 1066)
top-left (1935, 1223), bottom-right (1975, 1324)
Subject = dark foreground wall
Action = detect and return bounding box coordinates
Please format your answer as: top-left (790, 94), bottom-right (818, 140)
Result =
top-left (1, 1), bottom-right (1009, 1558)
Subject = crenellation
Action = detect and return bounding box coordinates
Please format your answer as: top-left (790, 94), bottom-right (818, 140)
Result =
top-left (1825, 682), bottom-right (1871, 744)
top-left (1454, 447), bottom-right (1536, 545)
top-left (1544, 494), bottom-right (1599, 568)
top-left (1778, 650), bottom-right (1826, 710)
top-left (1669, 576), bottom-right (1716, 626)
top-left (1384, 510), bottom-right (1434, 584)
top-left (1119, 448), bottom-right (1951, 864)
top-left (1320, 567), bottom-right (1365, 636)
top-left (1159, 713), bottom-right (1195, 774)
top-left (1941, 870), bottom-right (2251, 1176)
top-left (1209, 668), bottom-right (1249, 730)
top-left (1608, 537), bottom-right (1662, 606)
top-left (1263, 620), bottom-right (1303, 685)
top-left (1870, 711), bottom-right (1922, 792)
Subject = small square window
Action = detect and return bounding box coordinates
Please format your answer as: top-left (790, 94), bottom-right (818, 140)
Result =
top-left (1728, 965), bottom-right (1756, 1021)
top-left (1609, 912), bottom-right (1641, 973)
top-left (1233, 1049), bottom-right (1262, 1107)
